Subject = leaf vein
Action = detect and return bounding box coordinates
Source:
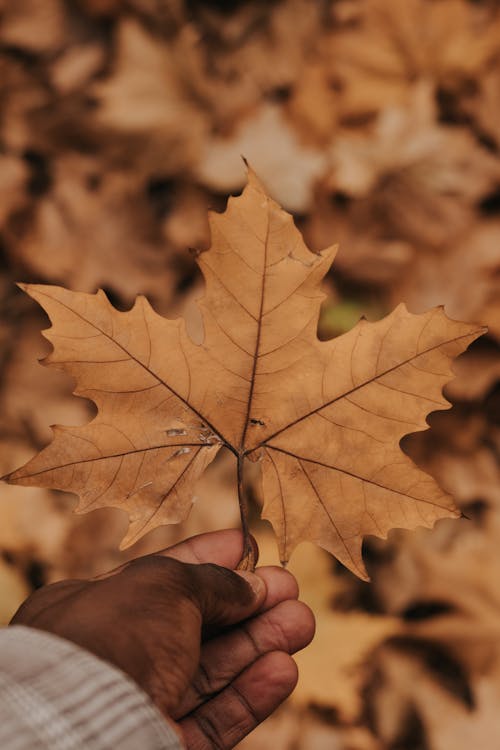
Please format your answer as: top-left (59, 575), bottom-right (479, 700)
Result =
top-left (256, 330), bottom-right (480, 446)
top-left (266, 445), bottom-right (453, 512)
top-left (32, 290), bottom-right (232, 451)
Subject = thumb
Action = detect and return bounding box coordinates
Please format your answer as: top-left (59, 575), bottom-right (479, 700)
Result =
top-left (185, 563), bottom-right (266, 628)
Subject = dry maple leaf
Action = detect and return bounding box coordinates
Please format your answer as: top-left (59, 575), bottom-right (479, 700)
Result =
top-left (3, 170), bottom-right (485, 579)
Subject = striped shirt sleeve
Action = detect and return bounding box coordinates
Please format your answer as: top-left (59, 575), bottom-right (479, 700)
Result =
top-left (0, 626), bottom-right (184, 750)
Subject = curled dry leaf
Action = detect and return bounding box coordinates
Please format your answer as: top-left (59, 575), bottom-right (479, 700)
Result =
top-left (4, 170), bottom-right (485, 578)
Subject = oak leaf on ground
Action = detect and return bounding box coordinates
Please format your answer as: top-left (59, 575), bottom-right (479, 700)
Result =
top-left (4, 170), bottom-right (485, 579)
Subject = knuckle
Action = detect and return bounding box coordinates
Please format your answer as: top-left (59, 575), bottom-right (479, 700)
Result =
top-left (194, 709), bottom-right (227, 750)
top-left (241, 624), bottom-right (261, 659)
top-left (191, 678), bottom-right (260, 748)
top-left (268, 615), bottom-right (292, 652)
top-left (245, 610), bottom-right (291, 654)
top-left (192, 661), bottom-right (217, 701)
top-left (231, 684), bottom-right (260, 727)
top-left (192, 660), bottom-right (237, 702)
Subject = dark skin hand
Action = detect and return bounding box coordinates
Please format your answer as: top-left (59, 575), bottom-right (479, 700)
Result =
top-left (10, 529), bottom-right (315, 749)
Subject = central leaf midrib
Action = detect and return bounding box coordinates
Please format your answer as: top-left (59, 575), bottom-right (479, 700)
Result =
top-left (239, 209), bottom-right (270, 451)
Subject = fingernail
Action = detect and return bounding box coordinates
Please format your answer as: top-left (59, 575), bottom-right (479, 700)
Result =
top-left (236, 571), bottom-right (266, 598)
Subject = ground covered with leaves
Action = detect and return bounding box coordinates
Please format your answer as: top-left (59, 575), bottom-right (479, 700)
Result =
top-left (0, 1), bottom-right (499, 748)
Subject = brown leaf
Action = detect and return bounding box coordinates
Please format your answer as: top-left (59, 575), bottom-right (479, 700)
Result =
top-left (4, 170), bottom-right (485, 578)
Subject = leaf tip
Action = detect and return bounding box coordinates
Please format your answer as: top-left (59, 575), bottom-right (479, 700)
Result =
top-left (132, 294), bottom-right (150, 313)
top-left (245, 164), bottom-right (269, 197)
top-left (353, 554), bottom-right (370, 581)
top-left (320, 242), bottom-right (339, 264)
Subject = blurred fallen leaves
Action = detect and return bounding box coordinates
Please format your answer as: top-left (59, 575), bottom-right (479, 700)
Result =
top-left (14, 154), bottom-right (178, 302)
top-left (197, 104), bottom-right (328, 212)
top-left (328, 0), bottom-right (500, 121)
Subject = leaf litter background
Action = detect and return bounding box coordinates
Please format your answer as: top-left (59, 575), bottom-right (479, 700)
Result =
top-left (0, 0), bottom-right (499, 748)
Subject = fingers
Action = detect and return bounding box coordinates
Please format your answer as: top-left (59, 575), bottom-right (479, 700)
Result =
top-left (161, 529), bottom-right (258, 569)
top-left (174, 597), bottom-right (314, 717)
top-left (113, 554), bottom-right (267, 628)
top-left (184, 562), bottom-right (267, 627)
top-left (180, 651), bottom-right (297, 750)
top-left (95, 529), bottom-right (257, 581)
top-left (254, 566), bottom-right (299, 612)
top-left (93, 529), bottom-right (257, 583)
top-left (184, 560), bottom-right (303, 632)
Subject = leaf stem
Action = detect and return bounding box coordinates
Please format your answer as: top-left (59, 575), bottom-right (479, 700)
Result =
top-left (236, 454), bottom-right (256, 571)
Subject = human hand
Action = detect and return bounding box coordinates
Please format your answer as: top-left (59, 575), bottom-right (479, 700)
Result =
top-left (10, 529), bottom-right (315, 749)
